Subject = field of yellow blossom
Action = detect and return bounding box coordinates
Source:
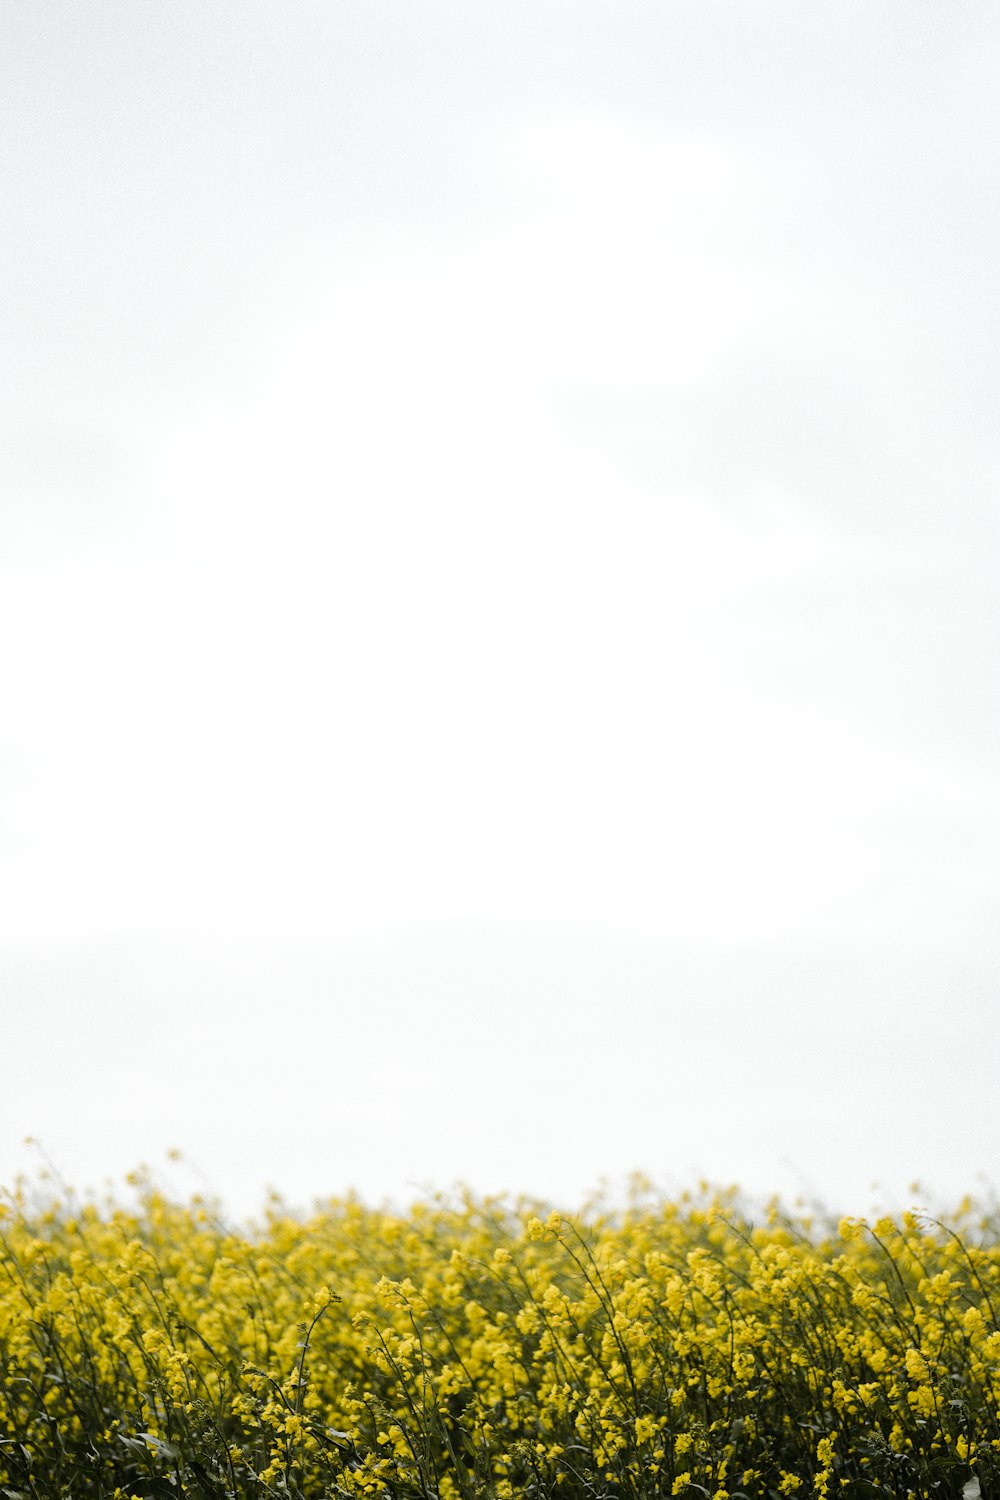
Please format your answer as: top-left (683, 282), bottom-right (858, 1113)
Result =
top-left (1, 1169), bottom-right (998, 1499)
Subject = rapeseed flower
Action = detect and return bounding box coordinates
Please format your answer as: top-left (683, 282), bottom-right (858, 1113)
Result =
top-left (2, 1172), bottom-right (999, 1498)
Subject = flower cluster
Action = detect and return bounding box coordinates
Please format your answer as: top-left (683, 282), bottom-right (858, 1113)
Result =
top-left (2, 1171), bottom-right (999, 1498)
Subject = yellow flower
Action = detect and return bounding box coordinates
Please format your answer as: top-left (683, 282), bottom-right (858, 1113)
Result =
top-left (634, 1414), bottom-right (657, 1445)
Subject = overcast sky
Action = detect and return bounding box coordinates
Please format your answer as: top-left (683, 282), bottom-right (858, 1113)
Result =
top-left (2, 2), bottom-right (998, 1220)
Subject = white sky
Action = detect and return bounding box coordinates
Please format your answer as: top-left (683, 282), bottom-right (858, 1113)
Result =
top-left (2, 2), bottom-right (998, 1220)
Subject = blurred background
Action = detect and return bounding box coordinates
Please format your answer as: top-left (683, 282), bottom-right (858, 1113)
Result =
top-left (2, 1), bottom-right (998, 1219)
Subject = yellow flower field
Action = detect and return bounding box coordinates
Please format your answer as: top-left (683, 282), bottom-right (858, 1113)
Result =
top-left (1, 1170), bottom-right (998, 1498)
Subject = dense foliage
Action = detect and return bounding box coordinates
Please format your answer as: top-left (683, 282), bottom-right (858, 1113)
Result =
top-left (1, 1170), bottom-right (998, 1498)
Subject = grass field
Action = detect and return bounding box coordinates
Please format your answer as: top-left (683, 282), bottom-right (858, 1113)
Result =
top-left (1, 1168), bottom-right (998, 1499)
